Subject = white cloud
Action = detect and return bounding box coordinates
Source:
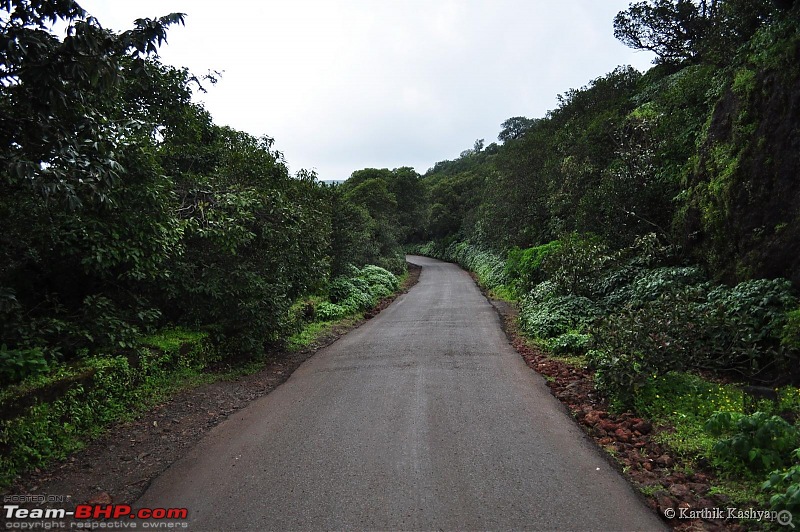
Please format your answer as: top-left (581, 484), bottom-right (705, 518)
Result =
top-left (77, 0), bottom-right (655, 179)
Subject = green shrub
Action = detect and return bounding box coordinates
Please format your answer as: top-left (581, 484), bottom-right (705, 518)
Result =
top-left (360, 264), bottom-right (400, 293)
top-left (590, 276), bottom-right (797, 407)
top-left (444, 242), bottom-right (509, 289)
top-left (328, 278), bottom-right (357, 304)
top-left (315, 302), bottom-right (348, 321)
top-left (701, 278), bottom-right (797, 374)
top-left (588, 286), bottom-right (709, 407)
top-left (587, 349), bottom-right (650, 409)
top-left (705, 411), bottom-right (799, 474)
top-left (0, 329), bottom-right (215, 487)
top-left (527, 280), bottom-right (559, 303)
top-left (541, 233), bottom-right (613, 297)
top-left (324, 265), bottom-right (399, 317)
top-left (594, 263), bottom-right (645, 301)
top-left (0, 345), bottom-right (49, 386)
top-left (520, 292), bottom-right (600, 339)
top-left (547, 331), bottom-right (592, 356)
top-left (603, 266), bottom-right (707, 309)
top-left (506, 241), bottom-right (562, 295)
top-left (764, 452), bottom-right (800, 524)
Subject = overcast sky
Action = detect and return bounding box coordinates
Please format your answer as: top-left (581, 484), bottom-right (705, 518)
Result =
top-left (77, 0), bottom-right (655, 180)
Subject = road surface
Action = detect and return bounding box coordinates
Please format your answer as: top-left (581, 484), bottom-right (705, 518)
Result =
top-left (136, 255), bottom-right (664, 530)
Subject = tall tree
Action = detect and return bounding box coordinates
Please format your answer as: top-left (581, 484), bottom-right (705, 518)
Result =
top-left (614, 0), bottom-right (776, 64)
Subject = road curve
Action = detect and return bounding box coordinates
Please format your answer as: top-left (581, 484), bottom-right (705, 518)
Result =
top-left (136, 256), bottom-right (664, 530)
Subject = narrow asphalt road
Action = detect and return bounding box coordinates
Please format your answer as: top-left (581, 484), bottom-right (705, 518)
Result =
top-left (136, 256), bottom-right (664, 530)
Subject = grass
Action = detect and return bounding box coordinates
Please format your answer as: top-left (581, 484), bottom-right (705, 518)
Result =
top-left (487, 283), bottom-right (517, 302)
top-left (708, 478), bottom-right (768, 507)
top-left (548, 353), bottom-right (588, 368)
top-left (286, 316), bottom-right (361, 352)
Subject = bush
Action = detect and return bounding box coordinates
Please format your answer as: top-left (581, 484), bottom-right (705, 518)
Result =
top-left (446, 242), bottom-right (509, 289)
top-left (590, 275), bottom-right (798, 407)
top-left (588, 286), bottom-right (710, 407)
top-left (764, 452), bottom-right (800, 524)
top-left (315, 302), bottom-right (348, 321)
top-left (594, 233), bottom-right (676, 299)
top-left (547, 331), bottom-right (592, 356)
top-left (506, 241), bottom-right (562, 295)
top-left (587, 349), bottom-right (650, 409)
top-left (705, 411), bottom-right (799, 473)
top-left (328, 278), bottom-right (357, 304)
top-left (415, 240), bottom-right (509, 290)
top-left (325, 265), bottom-right (399, 316)
top-left (603, 266), bottom-right (707, 309)
top-left (783, 309), bottom-right (800, 350)
top-left (0, 329), bottom-right (215, 487)
top-left (541, 233), bottom-right (613, 297)
top-left (360, 264), bottom-right (400, 293)
top-left (0, 346), bottom-right (49, 386)
top-left (701, 278), bottom-right (797, 373)
top-left (520, 291), bottom-right (600, 339)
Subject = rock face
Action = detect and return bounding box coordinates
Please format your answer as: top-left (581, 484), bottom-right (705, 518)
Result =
top-left (683, 32), bottom-right (800, 286)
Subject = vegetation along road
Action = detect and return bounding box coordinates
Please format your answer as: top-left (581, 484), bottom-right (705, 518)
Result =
top-left (135, 256), bottom-right (664, 530)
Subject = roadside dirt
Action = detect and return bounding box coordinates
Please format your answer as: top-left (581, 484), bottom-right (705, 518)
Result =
top-left (486, 293), bottom-right (748, 532)
top-left (5, 264), bottom-right (421, 510)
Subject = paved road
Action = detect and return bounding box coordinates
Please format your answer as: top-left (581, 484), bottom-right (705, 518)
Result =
top-left (136, 256), bottom-right (664, 530)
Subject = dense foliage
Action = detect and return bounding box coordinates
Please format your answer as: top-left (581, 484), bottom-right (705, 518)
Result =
top-left (0, 1), bottom-right (416, 387)
top-left (412, 1), bottom-right (800, 288)
top-left (316, 265), bottom-right (400, 321)
top-left (410, 0), bottom-right (800, 399)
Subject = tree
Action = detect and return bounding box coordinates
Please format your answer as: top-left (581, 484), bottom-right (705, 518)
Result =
top-left (383, 167), bottom-right (426, 243)
top-left (498, 117), bottom-right (537, 143)
top-left (1, 0), bottom-right (185, 207)
top-left (337, 169), bottom-right (406, 272)
top-left (613, 0), bottom-right (716, 64)
top-left (614, 0), bottom-right (776, 65)
top-left (1, 1), bottom-right (188, 356)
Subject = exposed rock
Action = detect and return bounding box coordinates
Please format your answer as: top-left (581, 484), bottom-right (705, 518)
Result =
top-left (598, 419), bottom-right (618, 433)
top-left (614, 428), bottom-right (633, 443)
top-left (632, 420), bottom-right (653, 435)
top-left (658, 494), bottom-right (675, 513)
top-left (687, 483), bottom-right (710, 496)
top-left (656, 454), bottom-right (674, 468)
top-left (669, 484), bottom-right (692, 500)
top-left (584, 410), bottom-right (602, 426)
